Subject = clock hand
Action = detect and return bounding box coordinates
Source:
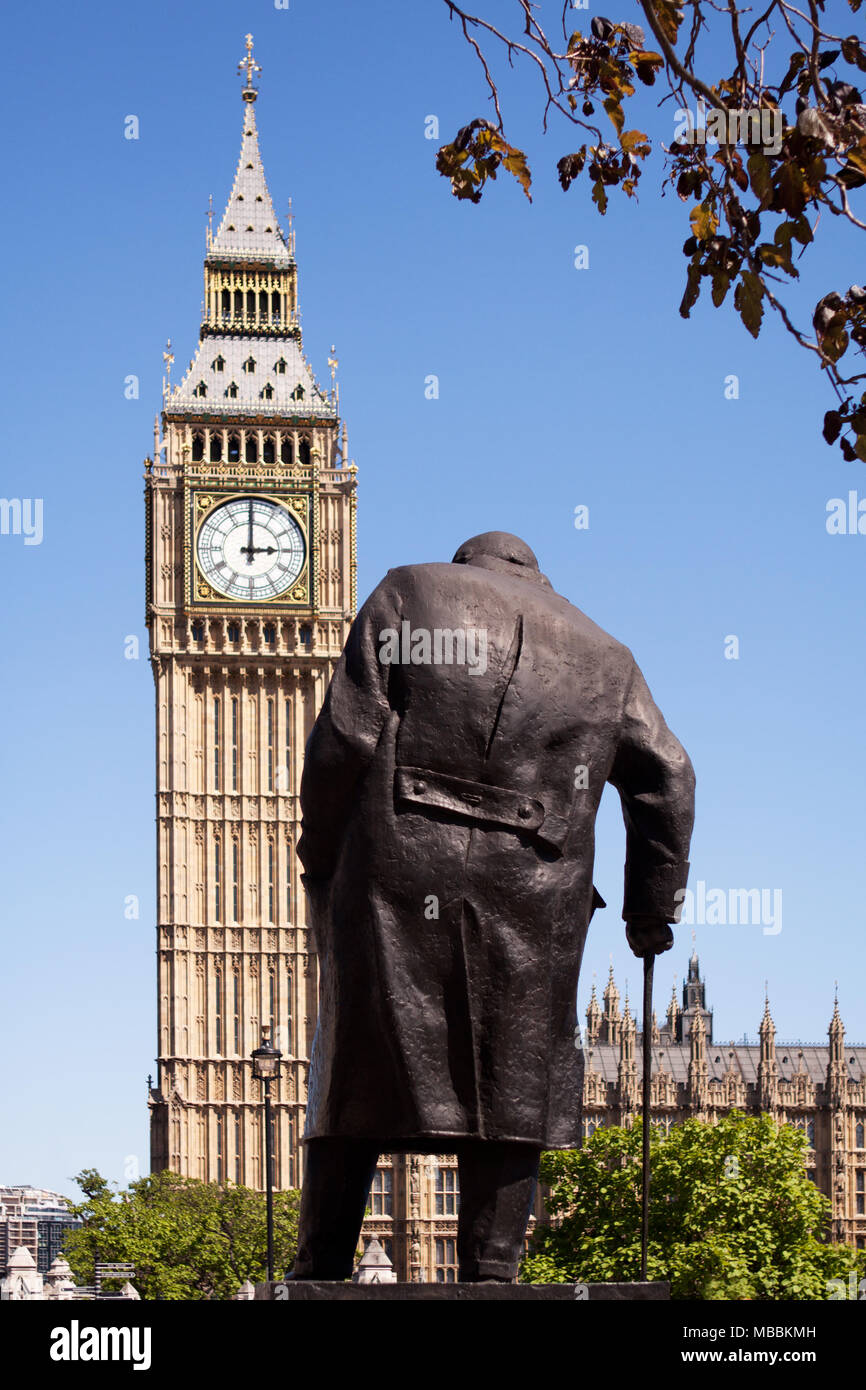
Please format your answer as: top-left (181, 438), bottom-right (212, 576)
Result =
top-left (245, 499), bottom-right (254, 564)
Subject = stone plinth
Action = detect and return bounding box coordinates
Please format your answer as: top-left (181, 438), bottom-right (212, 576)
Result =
top-left (254, 1280), bottom-right (669, 1301)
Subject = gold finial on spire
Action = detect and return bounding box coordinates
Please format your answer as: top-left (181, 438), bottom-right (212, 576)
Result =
top-left (328, 345), bottom-right (339, 405)
top-left (162, 338), bottom-right (174, 404)
top-left (238, 33), bottom-right (262, 92)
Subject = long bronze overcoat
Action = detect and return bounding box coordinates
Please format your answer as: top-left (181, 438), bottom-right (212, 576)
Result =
top-left (297, 552), bottom-right (694, 1149)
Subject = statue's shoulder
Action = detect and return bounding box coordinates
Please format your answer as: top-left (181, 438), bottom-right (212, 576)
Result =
top-left (549, 590), bottom-right (636, 669)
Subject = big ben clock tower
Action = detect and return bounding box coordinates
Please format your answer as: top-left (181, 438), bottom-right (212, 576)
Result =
top-left (146, 37), bottom-right (357, 1190)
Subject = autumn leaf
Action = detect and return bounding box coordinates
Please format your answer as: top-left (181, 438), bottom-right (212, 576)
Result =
top-left (603, 96), bottom-right (625, 136)
top-left (633, 50), bottom-right (664, 85)
top-left (747, 152), bottom-right (774, 208)
top-left (621, 129), bottom-right (651, 156)
top-left (735, 270), bottom-right (764, 337)
top-left (823, 410), bottom-right (843, 443)
top-left (776, 163), bottom-right (806, 216)
top-left (712, 270), bottom-right (732, 306)
top-left (498, 139), bottom-right (533, 201)
top-left (679, 259), bottom-right (702, 318)
top-left (690, 202), bottom-right (719, 239)
top-left (557, 149), bottom-right (587, 192)
top-left (654, 0), bottom-right (685, 44)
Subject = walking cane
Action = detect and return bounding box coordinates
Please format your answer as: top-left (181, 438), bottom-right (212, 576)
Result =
top-left (640, 951), bottom-right (654, 1282)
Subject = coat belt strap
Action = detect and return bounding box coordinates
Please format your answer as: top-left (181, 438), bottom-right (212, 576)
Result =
top-left (394, 766), bottom-right (569, 851)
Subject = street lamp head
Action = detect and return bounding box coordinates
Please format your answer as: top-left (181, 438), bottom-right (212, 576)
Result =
top-left (252, 1025), bottom-right (282, 1081)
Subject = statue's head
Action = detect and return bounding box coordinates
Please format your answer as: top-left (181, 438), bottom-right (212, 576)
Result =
top-left (452, 531), bottom-right (550, 585)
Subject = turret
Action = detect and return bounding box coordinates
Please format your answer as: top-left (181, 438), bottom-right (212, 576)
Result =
top-left (757, 991), bottom-right (778, 1110)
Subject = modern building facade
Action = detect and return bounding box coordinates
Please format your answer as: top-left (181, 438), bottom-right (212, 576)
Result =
top-left (0, 1187), bottom-right (81, 1276)
top-left (147, 36), bottom-right (356, 1192)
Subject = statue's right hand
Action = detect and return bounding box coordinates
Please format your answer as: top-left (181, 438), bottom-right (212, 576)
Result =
top-left (625, 916), bottom-right (674, 958)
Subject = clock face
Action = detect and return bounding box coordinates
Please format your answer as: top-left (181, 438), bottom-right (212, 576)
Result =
top-left (196, 496), bottom-right (306, 601)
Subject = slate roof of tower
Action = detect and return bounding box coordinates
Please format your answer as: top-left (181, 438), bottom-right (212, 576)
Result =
top-left (207, 95), bottom-right (291, 266)
top-left (170, 336), bottom-right (335, 418)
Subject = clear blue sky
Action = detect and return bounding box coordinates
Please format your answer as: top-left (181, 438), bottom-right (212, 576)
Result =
top-left (1, 0), bottom-right (863, 1198)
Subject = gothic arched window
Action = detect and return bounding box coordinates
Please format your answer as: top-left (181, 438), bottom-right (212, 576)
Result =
top-left (231, 696), bottom-right (239, 792)
top-left (243, 357), bottom-right (256, 374)
top-left (280, 437), bottom-right (293, 465)
top-left (275, 358), bottom-right (287, 375)
top-left (193, 381), bottom-right (207, 398)
top-left (370, 1168), bottom-right (392, 1216)
top-left (260, 384), bottom-right (274, 401)
top-left (227, 433), bottom-right (240, 461)
top-left (214, 839), bottom-right (222, 923)
top-left (213, 696), bottom-right (221, 791)
top-left (857, 1122), bottom-right (865, 1148)
top-left (192, 432), bottom-right (204, 461)
top-left (232, 840), bottom-right (240, 922)
top-left (245, 434), bottom-right (258, 463)
top-left (262, 434), bottom-right (275, 464)
top-left (272, 291), bottom-right (281, 322)
top-left (225, 383), bottom-right (239, 401)
top-left (214, 963), bottom-right (224, 1055)
top-left (434, 1166), bottom-right (459, 1216)
top-left (299, 439), bottom-right (311, 467)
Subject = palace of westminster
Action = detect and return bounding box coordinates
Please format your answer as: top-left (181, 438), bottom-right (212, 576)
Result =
top-left (144, 39), bottom-right (866, 1282)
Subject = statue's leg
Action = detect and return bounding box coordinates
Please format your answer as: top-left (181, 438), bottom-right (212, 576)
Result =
top-left (455, 1141), bottom-right (541, 1282)
top-left (291, 1138), bottom-right (380, 1280)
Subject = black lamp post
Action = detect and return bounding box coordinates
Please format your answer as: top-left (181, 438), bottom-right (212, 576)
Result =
top-left (252, 1026), bottom-right (282, 1283)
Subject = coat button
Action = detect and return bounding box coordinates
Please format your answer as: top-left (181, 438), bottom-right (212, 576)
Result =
top-left (518, 805), bottom-right (532, 819)
top-left (413, 780), bottom-right (426, 794)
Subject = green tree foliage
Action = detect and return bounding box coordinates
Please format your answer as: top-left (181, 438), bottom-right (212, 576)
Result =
top-left (521, 1112), bottom-right (866, 1298)
top-left (63, 1169), bottom-right (300, 1301)
top-left (437, 2), bottom-right (866, 463)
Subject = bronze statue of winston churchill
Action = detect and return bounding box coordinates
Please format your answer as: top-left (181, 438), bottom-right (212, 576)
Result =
top-left (291, 531), bottom-right (695, 1282)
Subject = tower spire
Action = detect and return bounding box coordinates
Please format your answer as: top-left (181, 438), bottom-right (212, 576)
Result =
top-left (172, 37), bottom-right (337, 419)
